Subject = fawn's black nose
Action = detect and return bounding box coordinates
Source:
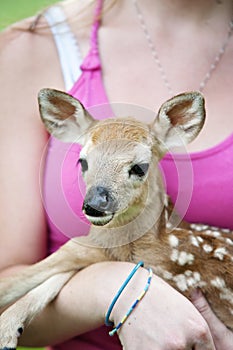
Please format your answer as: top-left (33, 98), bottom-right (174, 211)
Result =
top-left (83, 186), bottom-right (117, 217)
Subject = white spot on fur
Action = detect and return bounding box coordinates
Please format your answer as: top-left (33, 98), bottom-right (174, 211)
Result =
top-left (170, 250), bottom-right (194, 266)
top-left (190, 224), bottom-right (209, 232)
top-left (211, 277), bottom-right (226, 289)
top-left (213, 247), bottom-right (227, 260)
top-left (210, 226), bottom-right (219, 231)
top-left (178, 251), bottom-right (194, 266)
top-left (166, 221), bottom-right (173, 230)
top-left (205, 230), bottom-right (221, 238)
top-left (201, 225), bottom-right (210, 230)
top-left (193, 272), bottom-right (201, 281)
top-left (220, 291), bottom-right (233, 304)
top-left (162, 271), bottom-right (173, 280)
top-left (185, 270), bottom-right (192, 277)
top-left (211, 277), bottom-right (233, 305)
top-left (190, 224), bottom-right (203, 231)
top-left (226, 238), bottom-right (233, 246)
top-left (171, 249), bottom-right (179, 262)
top-left (187, 274), bottom-right (205, 288)
top-left (197, 236), bottom-right (204, 243)
top-left (154, 267), bottom-right (174, 281)
top-left (173, 274), bottom-right (188, 291)
top-left (212, 231), bottom-right (221, 237)
top-left (222, 228), bottom-right (231, 233)
top-left (202, 244), bottom-right (213, 253)
top-left (173, 271), bottom-right (205, 292)
top-left (169, 234), bottom-right (179, 248)
top-left (190, 236), bottom-right (199, 247)
top-left (185, 271), bottom-right (201, 288)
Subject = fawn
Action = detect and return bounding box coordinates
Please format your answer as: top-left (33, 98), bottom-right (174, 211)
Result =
top-left (0, 89), bottom-right (232, 349)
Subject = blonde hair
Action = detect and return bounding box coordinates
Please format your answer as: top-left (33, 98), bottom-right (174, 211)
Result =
top-left (27, 0), bottom-right (117, 32)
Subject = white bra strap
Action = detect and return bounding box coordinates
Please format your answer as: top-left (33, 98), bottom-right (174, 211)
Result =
top-left (44, 6), bottom-right (82, 91)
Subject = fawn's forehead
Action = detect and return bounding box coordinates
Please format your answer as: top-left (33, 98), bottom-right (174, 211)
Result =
top-left (80, 118), bottom-right (155, 162)
top-left (89, 118), bottom-right (151, 145)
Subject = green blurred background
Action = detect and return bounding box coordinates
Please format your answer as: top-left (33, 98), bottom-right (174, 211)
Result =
top-left (1, 1), bottom-right (60, 349)
top-left (1, 0), bottom-right (60, 348)
top-left (0, 0), bottom-right (59, 30)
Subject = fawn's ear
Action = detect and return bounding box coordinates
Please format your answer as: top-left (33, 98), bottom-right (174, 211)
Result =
top-left (151, 92), bottom-right (205, 151)
top-left (38, 88), bottom-right (95, 144)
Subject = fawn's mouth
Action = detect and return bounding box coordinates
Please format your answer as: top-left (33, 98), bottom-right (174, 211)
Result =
top-left (84, 212), bottom-right (115, 226)
top-left (82, 203), bottom-right (115, 226)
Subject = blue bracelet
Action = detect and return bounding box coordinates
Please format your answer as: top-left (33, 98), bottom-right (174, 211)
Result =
top-left (109, 267), bottom-right (153, 336)
top-left (105, 261), bottom-right (144, 327)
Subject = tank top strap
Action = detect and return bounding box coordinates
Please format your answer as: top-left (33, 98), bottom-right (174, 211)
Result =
top-left (44, 5), bottom-right (83, 91)
top-left (90, 0), bottom-right (104, 54)
top-left (80, 0), bottom-right (104, 71)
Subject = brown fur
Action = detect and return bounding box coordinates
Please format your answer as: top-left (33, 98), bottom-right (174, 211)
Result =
top-left (0, 89), bottom-right (231, 349)
top-left (91, 117), bottom-right (150, 144)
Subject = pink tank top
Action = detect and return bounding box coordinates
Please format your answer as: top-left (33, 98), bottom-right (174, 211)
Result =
top-left (42, 1), bottom-right (233, 349)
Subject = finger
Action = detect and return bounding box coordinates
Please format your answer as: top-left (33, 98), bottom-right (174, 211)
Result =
top-left (191, 288), bottom-right (226, 336)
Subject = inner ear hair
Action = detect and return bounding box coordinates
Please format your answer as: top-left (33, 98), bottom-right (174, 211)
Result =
top-left (38, 88), bottom-right (83, 121)
top-left (163, 92), bottom-right (205, 128)
top-left (159, 91), bottom-right (205, 141)
top-left (38, 88), bottom-right (96, 144)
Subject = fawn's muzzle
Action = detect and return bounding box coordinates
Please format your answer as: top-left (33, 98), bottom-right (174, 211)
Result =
top-left (83, 186), bottom-right (117, 225)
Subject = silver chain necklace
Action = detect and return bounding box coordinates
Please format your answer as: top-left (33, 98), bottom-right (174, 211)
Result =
top-left (133, 0), bottom-right (233, 95)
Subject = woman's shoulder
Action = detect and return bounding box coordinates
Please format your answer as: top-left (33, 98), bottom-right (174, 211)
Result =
top-left (0, 12), bottom-right (64, 90)
top-left (0, 0), bottom-right (95, 68)
top-left (0, 17), bottom-right (35, 49)
top-left (0, 0), bottom-right (86, 48)
top-left (0, 15), bottom-right (53, 65)
top-left (0, 0), bottom-right (99, 97)
top-left (0, 14), bottom-right (64, 139)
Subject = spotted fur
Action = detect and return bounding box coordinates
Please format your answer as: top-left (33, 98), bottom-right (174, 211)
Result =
top-left (0, 89), bottom-right (232, 349)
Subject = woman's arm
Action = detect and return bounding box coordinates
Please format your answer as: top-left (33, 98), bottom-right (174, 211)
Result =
top-left (19, 261), bottom-right (216, 349)
top-left (0, 22), bottom-right (64, 271)
top-left (0, 2), bottom-right (94, 271)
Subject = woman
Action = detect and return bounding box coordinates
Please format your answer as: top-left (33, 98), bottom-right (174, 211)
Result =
top-left (0, 0), bottom-right (232, 349)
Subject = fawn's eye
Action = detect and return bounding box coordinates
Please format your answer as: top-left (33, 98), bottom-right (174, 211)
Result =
top-left (129, 163), bottom-right (149, 178)
top-left (78, 158), bottom-right (88, 172)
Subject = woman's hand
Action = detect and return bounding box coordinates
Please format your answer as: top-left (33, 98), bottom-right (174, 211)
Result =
top-left (191, 289), bottom-right (233, 350)
top-left (111, 270), bottom-right (216, 350)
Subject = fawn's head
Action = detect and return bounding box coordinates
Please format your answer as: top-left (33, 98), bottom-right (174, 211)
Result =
top-left (39, 89), bottom-right (205, 227)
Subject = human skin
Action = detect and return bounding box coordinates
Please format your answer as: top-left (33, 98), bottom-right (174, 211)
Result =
top-left (16, 262), bottom-right (216, 349)
top-left (0, 0), bottom-right (232, 348)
